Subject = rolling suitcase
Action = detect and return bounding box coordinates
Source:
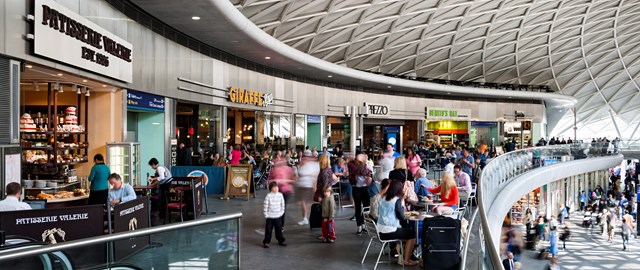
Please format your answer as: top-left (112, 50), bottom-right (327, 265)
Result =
top-left (422, 216), bottom-right (461, 270)
top-left (309, 203), bottom-right (322, 229)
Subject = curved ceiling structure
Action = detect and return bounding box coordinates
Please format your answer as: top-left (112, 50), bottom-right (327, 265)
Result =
top-left (229, 0), bottom-right (640, 140)
top-left (127, 0), bottom-right (640, 139)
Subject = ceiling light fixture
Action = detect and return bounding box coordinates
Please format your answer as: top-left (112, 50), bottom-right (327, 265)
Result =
top-left (82, 79), bottom-right (88, 83)
top-left (447, 92), bottom-right (450, 95)
top-left (58, 85), bottom-right (64, 93)
top-left (327, 75), bottom-right (332, 78)
top-left (25, 65), bottom-right (33, 68)
top-left (265, 56), bottom-right (271, 60)
top-left (102, 84), bottom-right (107, 87)
top-left (33, 82), bottom-right (39, 92)
top-left (74, 85), bottom-right (81, 95)
top-left (387, 86), bottom-right (391, 88)
top-left (85, 89), bottom-right (91, 97)
top-left (53, 82), bottom-right (59, 91)
top-left (57, 73), bottom-right (63, 76)
top-left (192, 16), bottom-right (201, 20)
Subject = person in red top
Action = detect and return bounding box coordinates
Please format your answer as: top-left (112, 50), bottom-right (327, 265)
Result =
top-left (427, 172), bottom-right (459, 215)
top-left (268, 157), bottom-right (295, 226)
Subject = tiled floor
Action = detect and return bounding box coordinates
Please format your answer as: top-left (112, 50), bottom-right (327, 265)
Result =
top-left (512, 214), bottom-right (640, 270)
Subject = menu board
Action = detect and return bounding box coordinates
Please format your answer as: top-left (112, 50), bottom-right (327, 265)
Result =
top-left (112, 196), bottom-right (150, 261)
top-left (225, 165), bottom-right (252, 201)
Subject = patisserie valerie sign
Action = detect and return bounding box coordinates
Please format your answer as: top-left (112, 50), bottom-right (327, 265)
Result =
top-left (33, 0), bottom-right (133, 82)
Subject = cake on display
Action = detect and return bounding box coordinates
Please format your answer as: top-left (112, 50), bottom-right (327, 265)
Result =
top-left (62, 107), bottom-right (82, 132)
top-left (20, 114), bottom-right (37, 132)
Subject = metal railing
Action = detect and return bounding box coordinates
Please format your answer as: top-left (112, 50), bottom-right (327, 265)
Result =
top-left (475, 143), bottom-right (619, 269)
top-left (459, 208), bottom-right (479, 270)
top-left (0, 212), bottom-right (242, 265)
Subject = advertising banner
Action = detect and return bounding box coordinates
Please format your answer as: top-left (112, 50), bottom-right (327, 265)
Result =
top-left (113, 196), bottom-right (150, 261)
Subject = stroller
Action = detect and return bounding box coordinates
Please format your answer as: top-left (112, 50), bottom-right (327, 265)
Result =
top-left (582, 211), bottom-right (594, 227)
top-left (254, 162), bottom-right (272, 190)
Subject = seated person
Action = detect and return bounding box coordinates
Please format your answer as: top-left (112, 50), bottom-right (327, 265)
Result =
top-left (414, 168), bottom-right (433, 197)
top-left (0, 182), bottom-right (31, 211)
top-left (108, 173), bottom-right (137, 205)
top-left (427, 172), bottom-right (459, 215)
top-left (377, 180), bottom-right (418, 266)
top-left (369, 178), bottom-right (391, 221)
top-left (454, 165), bottom-right (472, 203)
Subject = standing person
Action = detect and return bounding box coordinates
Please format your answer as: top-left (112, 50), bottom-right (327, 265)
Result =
top-left (537, 215), bottom-right (547, 242)
top-left (378, 150), bottom-right (394, 180)
top-left (560, 224), bottom-right (571, 250)
top-left (348, 154), bottom-right (372, 235)
top-left (88, 154), bottom-right (110, 205)
top-left (622, 210), bottom-right (635, 239)
top-left (268, 158), bottom-right (295, 227)
top-left (386, 143), bottom-right (400, 158)
top-left (622, 218), bottom-right (631, 251)
top-left (296, 150), bottom-right (319, 226)
top-left (471, 155), bottom-right (482, 184)
top-left (579, 191), bottom-right (586, 212)
top-left (262, 182), bottom-right (286, 248)
top-left (458, 148), bottom-right (474, 176)
top-left (320, 186), bottom-right (337, 243)
top-left (405, 148), bottom-right (422, 176)
top-left (0, 183), bottom-right (31, 211)
top-left (549, 220), bottom-right (559, 257)
top-left (389, 156), bottom-right (417, 205)
top-left (314, 155), bottom-right (338, 201)
top-left (148, 158), bottom-right (173, 223)
top-left (228, 145), bottom-right (244, 165)
top-left (524, 208), bottom-right (534, 232)
top-left (444, 157), bottom-right (456, 175)
top-left (176, 142), bottom-right (192, 166)
top-left (502, 252), bottom-right (515, 270)
top-left (606, 210), bottom-right (616, 242)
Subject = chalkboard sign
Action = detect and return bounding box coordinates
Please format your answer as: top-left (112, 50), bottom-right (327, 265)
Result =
top-left (225, 165), bottom-right (253, 201)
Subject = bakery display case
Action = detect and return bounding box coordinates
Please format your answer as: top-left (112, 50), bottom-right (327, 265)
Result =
top-left (107, 142), bottom-right (141, 186)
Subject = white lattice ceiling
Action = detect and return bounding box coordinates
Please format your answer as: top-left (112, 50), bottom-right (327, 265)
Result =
top-left (231, 0), bottom-right (640, 140)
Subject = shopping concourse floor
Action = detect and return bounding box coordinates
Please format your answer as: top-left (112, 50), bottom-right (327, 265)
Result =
top-left (513, 214), bottom-right (640, 270)
top-left (206, 189), bottom-right (412, 269)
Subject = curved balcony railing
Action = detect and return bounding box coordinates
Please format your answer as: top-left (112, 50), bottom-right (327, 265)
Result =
top-left (475, 143), bottom-right (621, 269)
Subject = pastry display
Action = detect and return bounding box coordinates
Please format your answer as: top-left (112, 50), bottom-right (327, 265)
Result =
top-left (36, 193), bottom-right (55, 200)
top-left (73, 189), bottom-right (87, 196)
top-left (19, 114), bottom-right (37, 132)
top-left (54, 191), bottom-right (74, 199)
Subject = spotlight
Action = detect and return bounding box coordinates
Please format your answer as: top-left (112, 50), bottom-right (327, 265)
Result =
top-left (74, 85), bottom-right (80, 95)
top-left (33, 82), bottom-right (39, 92)
top-left (58, 85), bottom-right (64, 93)
top-left (85, 89), bottom-right (91, 97)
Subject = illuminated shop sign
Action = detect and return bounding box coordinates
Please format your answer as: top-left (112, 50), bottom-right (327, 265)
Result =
top-left (364, 102), bottom-right (389, 117)
top-left (34, 0), bottom-right (133, 82)
top-left (228, 87), bottom-right (273, 107)
top-left (425, 107), bottom-right (471, 120)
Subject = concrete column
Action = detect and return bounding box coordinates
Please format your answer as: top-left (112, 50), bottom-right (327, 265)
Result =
top-left (290, 113), bottom-right (296, 149)
top-left (350, 106), bottom-right (357, 155)
top-left (218, 107), bottom-right (227, 156)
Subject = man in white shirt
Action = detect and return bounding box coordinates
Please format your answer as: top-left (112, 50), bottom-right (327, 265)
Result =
top-left (0, 183), bottom-right (32, 211)
top-left (502, 252), bottom-right (515, 270)
top-left (454, 165), bottom-right (472, 203)
top-left (148, 157), bottom-right (173, 221)
top-left (444, 157), bottom-right (456, 175)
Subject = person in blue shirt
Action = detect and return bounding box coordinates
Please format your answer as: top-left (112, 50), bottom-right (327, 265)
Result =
top-left (414, 168), bottom-right (432, 197)
top-left (457, 148), bottom-right (474, 176)
top-left (88, 154), bottom-right (110, 205)
top-left (386, 143), bottom-right (400, 158)
top-left (108, 173), bottom-right (137, 205)
top-left (579, 191), bottom-right (586, 211)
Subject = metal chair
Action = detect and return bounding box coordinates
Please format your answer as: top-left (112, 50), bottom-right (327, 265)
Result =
top-left (361, 217), bottom-right (405, 270)
top-left (332, 183), bottom-right (342, 209)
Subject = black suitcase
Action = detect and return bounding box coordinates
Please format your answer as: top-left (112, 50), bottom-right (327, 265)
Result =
top-left (422, 216), bottom-right (461, 270)
top-left (309, 203), bottom-right (322, 229)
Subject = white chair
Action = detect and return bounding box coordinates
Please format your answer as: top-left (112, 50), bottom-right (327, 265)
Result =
top-left (361, 217), bottom-right (405, 270)
top-left (332, 184), bottom-right (342, 209)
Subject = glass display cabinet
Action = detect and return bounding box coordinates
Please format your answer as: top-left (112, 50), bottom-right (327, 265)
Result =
top-left (106, 142), bottom-right (141, 186)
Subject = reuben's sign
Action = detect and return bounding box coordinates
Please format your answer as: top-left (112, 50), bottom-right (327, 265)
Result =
top-left (364, 103), bottom-right (390, 118)
top-left (34, 0), bottom-right (133, 82)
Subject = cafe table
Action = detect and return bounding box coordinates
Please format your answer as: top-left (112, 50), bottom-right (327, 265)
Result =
top-left (407, 211), bottom-right (435, 259)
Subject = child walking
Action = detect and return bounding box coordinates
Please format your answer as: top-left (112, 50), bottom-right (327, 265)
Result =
top-left (321, 186), bottom-right (337, 243)
top-left (263, 181), bottom-right (286, 248)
